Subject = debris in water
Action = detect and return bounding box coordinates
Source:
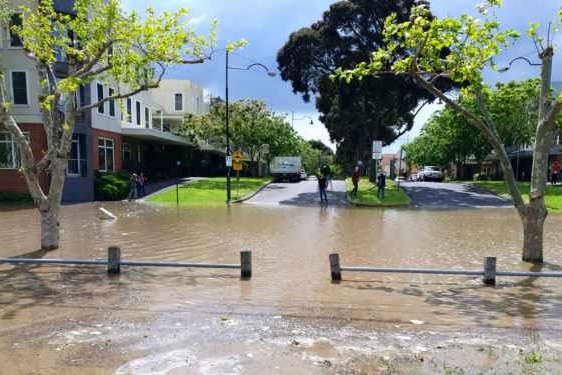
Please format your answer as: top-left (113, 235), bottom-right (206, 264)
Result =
top-left (410, 320), bottom-right (424, 325)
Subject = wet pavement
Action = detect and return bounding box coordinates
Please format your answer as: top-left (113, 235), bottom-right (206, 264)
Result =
top-left (400, 182), bottom-right (512, 209)
top-left (2, 202), bottom-right (562, 373)
top-left (245, 178), bottom-right (347, 206)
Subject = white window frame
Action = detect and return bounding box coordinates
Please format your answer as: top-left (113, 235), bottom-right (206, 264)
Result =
top-left (135, 100), bottom-right (142, 126)
top-left (97, 137), bottom-right (114, 172)
top-left (8, 12), bottom-right (23, 49)
top-left (67, 135), bottom-right (84, 177)
top-left (9, 70), bottom-right (29, 106)
top-left (174, 93), bottom-right (184, 112)
top-left (108, 87), bottom-right (116, 118)
top-left (144, 106), bottom-right (151, 128)
top-left (96, 83), bottom-right (105, 115)
top-left (0, 131), bottom-right (29, 169)
top-left (126, 98), bottom-right (132, 123)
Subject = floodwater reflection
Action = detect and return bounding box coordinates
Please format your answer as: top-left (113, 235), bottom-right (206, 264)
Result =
top-left (1, 202), bottom-right (562, 331)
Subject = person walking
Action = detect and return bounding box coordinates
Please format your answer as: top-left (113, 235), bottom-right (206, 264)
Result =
top-left (321, 163), bottom-right (332, 190)
top-left (318, 173), bottom-right (328, 203)
top-left (552, 160), bottom-right (561, 185)
top-left (351, 165), bottom-right (360, 198)
top-left (127, 173), bottom-right (138, 200)
top-left (137, 172), bottom-right (147, 197)
top-left (376, 172), bottom-right (386, 199)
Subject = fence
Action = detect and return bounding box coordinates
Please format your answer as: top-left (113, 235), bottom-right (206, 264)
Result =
top-left (0, 247), bottom-right (252, 279)
top-left (329, 253), bottom-right (562, 285)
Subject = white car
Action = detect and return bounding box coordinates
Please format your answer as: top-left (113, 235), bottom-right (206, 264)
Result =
top-left (419, 166), bottom-right (443, 182)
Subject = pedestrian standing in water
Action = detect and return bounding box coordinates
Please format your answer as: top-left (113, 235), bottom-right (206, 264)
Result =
top-left (351, 165), bottom-right (360, 197)
top-left (321, 163), bottom-right (332, 190)
top-left (318, 173), bottom-right (328, 203)
top-left (128, 173), bottom-right (138, 200)
top-left (376, 172), bottom-right (386, 199)
top-left (137, 172), bottom-right (147, 197)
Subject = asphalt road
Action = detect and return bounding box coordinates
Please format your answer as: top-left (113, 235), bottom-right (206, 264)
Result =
top-left (400, 181), bottom-right (512, 209)
top-left (245, 178), bottom-right (347, 206)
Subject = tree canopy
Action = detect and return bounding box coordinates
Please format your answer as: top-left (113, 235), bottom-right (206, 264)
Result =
top-left (339, 0), bottom-right (562, 262)
top-left (0, 0), bottom-right (219, 249)
top-left (277, 0), bottom-right (453, 167)
top-left (405, 79), bottom-right (541, 167)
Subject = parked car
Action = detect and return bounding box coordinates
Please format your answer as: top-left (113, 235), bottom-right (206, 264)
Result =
top-left (395, 176), bottom-right (406, 183)
top-left (419, 166), bottom-right (443, 182)
top-left (300, 169), bottom-right (308, 180)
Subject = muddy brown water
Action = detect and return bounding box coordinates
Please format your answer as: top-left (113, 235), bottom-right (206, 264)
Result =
top-left (2, 202), bottom-right (562, 374)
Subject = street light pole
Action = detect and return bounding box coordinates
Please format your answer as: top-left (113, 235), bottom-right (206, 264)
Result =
top-left (225, 50), bottom-right (231, 203)
top-left (224, 51), bottom-right (276, 204)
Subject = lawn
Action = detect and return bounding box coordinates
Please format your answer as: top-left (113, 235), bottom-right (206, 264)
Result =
top-left (469, 180), bottom-right (562, 211)
top-left (346, 178), bottom-right (409, 206)
top-left (148, 177), bottom-right (270, 206)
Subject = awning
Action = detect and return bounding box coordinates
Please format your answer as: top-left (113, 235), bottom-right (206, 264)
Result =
top-left (121, 127), bottom-right (192, 146)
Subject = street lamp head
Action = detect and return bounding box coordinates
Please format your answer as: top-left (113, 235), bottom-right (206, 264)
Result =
top-left (267, 71), bottom-right (277, 77)
top-left (498, 66), bottom-right (510, 73)
top-left (309, 120), bottom-right (314, 125)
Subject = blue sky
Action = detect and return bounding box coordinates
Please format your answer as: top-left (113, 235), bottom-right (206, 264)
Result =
top-left (122, 0), bottom-right (562, 152)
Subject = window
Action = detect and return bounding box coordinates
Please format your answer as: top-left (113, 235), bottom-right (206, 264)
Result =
top-left (98, 137), bottom-right (114, 171)
top-left (144, 107), bottom-right (150, 128)
top-left (126, 98), bottom-right (132, 122)
top-left (108, 88), bottom-right (116, 117)
top-left (135, 100), bottom-right (141, 125)
top-left (67, 135), bottom-right (87, 176)
top-left (195, 96), bottom-right (200, 113)
top-left (122, 142), bottom-right (131, 162)
top-left (97, 83), bottom-right (104, 114)
top-left (11, 71), bottom-right (28, 105)
top-left (174, 93), bottom-right (183, 111)
top-left (9, 13), bottom-right (23, 47)
top-left (0, 132), bottom-right (28, 169)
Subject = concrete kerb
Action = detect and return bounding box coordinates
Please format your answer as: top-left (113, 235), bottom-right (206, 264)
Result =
top-left (232, 180), bottom-right (273, 204)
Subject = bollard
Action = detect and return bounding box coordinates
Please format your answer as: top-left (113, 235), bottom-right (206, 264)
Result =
top-left (329, 253), bottom-right (342, 282)
top-left (108, 246), bottom-right (121, 274)
top-left (483, 256), bottom-right (496, 285)
top-left (240, 251), bottom-right (252, 279)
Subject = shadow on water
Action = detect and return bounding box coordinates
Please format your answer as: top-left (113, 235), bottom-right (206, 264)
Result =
top-left (343, 262), bottom-right (562, 324)
top-left (0, 263), bottom-right (237, 320)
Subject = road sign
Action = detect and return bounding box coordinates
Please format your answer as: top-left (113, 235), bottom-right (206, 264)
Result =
top-left (233, 151), bottom-right (243, 163)
top-left (226, 156), bottom-right (233, 167)
top-left (372, 140), bottom-right (383, 153)
top-left (233, 162), bottom-right (243, 172)
top-left (372, 152), bottom-right (382, 160)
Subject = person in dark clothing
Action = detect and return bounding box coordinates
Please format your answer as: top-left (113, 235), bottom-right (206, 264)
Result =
top-left (318, 173), bottom-right (328, 203)
top-left (351, 166), bottom-right (360, 197)
top-left (376, 172), bottom-right (386, 199)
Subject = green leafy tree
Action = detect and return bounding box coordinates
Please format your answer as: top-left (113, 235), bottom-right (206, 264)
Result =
top-left (1, 0), bottom-right (220, 250)
top-left (405, 79), bottom-right (540, 168)
top-left (340, 1), bottom-right (562, 263)
top-left (277, 0), bottom-right (454, 168)
top-left (181, 100), bottom-right (301, 176)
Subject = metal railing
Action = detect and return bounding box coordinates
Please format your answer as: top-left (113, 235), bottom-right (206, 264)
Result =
top-left (0, 247), bottom-right (252, 279)
top-left (329, 254), bottom-right (562, 285)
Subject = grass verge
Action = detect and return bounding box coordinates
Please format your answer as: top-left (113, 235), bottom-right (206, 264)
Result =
top-left (346, 178), bottom-right (409, 206)
top-left (147, 177), bottom-right (270, 207)
top-left (468, 180), bottom-right (562, 211)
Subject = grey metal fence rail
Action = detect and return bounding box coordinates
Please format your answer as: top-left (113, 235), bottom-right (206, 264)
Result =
top-left (0, 247), bottom-right (252, 279)
top-left (329, 253), bottom-right (562, 285)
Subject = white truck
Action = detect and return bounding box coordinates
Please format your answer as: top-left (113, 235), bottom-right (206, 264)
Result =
top-left (270, 156), bottom-right (302, 182)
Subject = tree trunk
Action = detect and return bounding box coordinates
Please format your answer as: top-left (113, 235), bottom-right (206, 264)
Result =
top-left (40, 207), bottom-right (60, 250)
top-left (522, 199), bottom-right (547, 263)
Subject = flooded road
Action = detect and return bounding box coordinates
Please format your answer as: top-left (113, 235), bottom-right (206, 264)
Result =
top-left (2, 202), bottom-right (562, 373)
